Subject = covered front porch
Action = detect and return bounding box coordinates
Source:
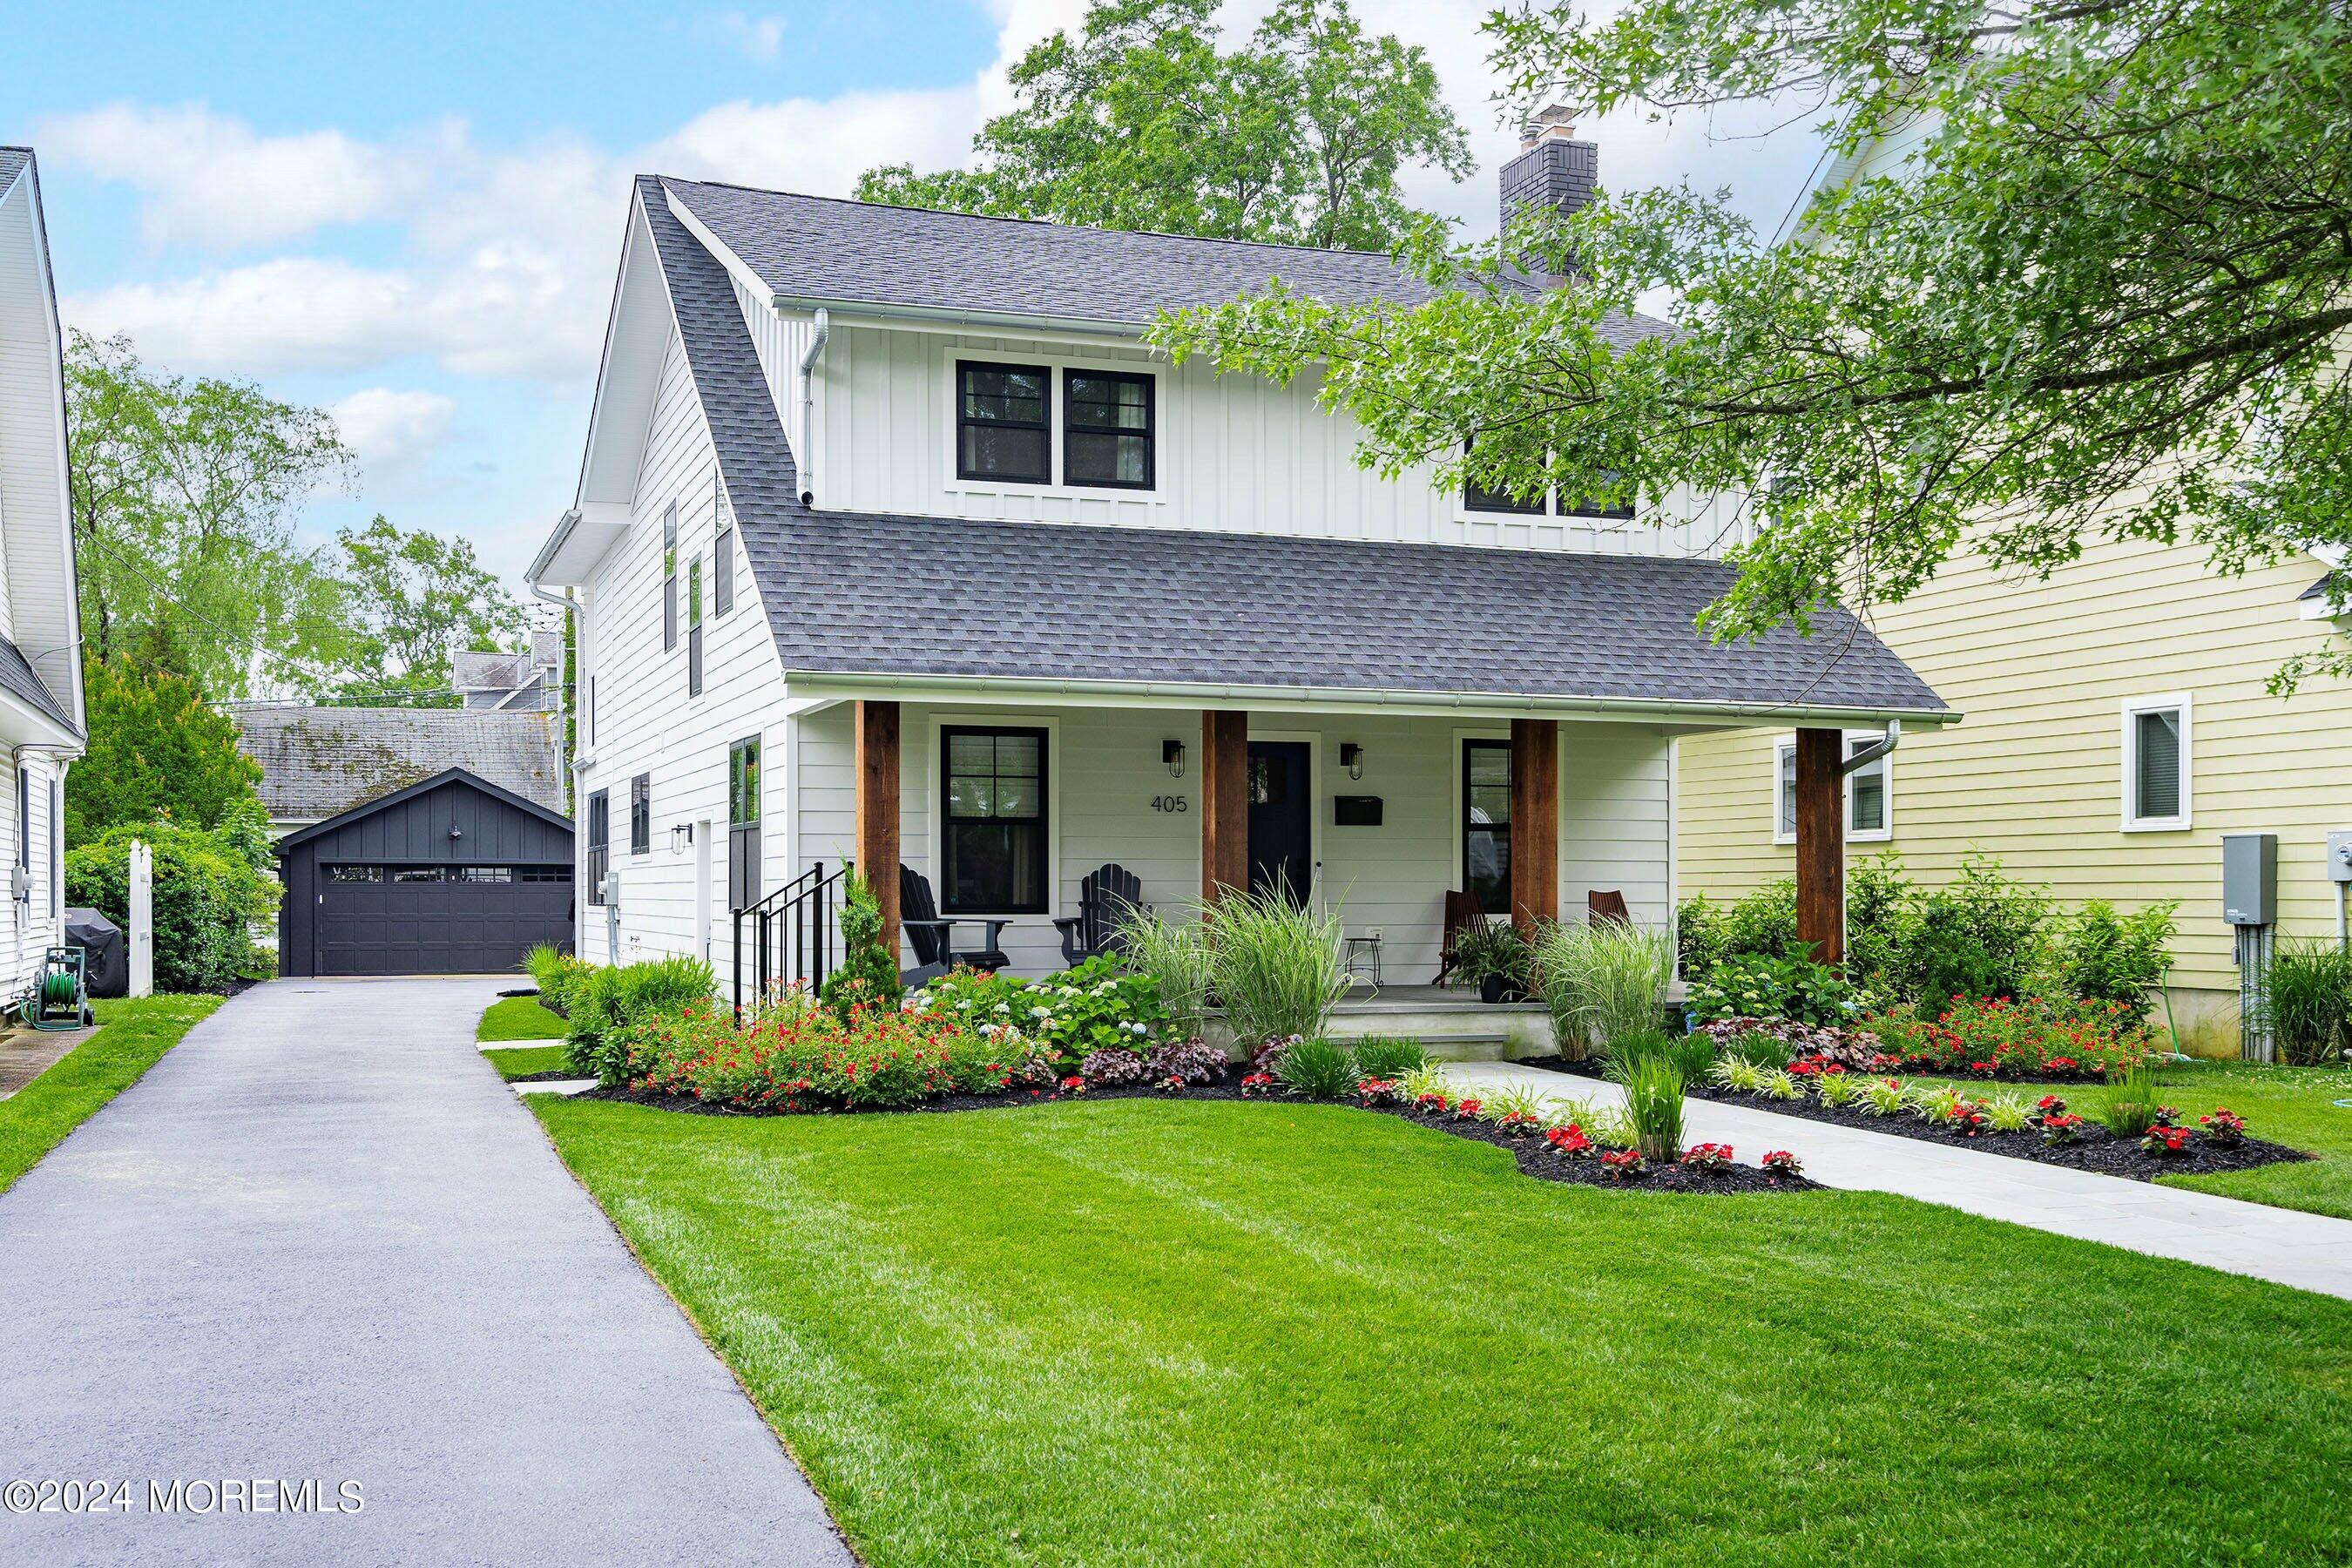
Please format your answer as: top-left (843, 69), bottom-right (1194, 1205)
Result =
top-left (748, 690), bottom-right (1883, 1051)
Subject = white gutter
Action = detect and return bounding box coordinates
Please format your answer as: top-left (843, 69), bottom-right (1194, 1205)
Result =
top-left (526, 508), bottom-right (581, 585)
top-left (782, 669), bottom-right (1959, 729)
top-left (796, 308), bottom-right (829, 506)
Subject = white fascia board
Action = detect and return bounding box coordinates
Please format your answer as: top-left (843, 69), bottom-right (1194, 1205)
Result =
top-left (781, 669), bottom-right (1961, 729)
top-left (528, 502), bottom-right (632, 586)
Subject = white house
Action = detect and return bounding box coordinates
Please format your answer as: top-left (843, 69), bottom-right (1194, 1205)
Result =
top-left (527, 118), bottom-right (1950, 1015)
top-left (0, 150), bottom-right (89, 996)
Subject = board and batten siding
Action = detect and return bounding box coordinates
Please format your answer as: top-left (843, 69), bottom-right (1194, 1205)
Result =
top-left (793, 704), bottom-right (1674, 978)
top-left (1674, 533), bottom-right (2352, 1042)
top-left (573, 324), bottom-right (793, 986)
top-left (727, 297), bottom-right (1752, 560)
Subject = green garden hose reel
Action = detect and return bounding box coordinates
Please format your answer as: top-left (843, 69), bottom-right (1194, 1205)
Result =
top-left (25, 946), bottom-right (88, 1031)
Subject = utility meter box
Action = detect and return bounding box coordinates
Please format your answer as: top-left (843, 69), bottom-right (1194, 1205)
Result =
top-left (2222, 833), bottom-right (2277, 926)
top-left (2328, 830), bottom-right (2352, 884)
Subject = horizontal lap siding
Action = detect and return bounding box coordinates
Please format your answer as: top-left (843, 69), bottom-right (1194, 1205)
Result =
top-left (0, 754), bottom-right (64, 993)
top-left (1674, 533), bottom-right (2352, 1003)
top-left (576, 326), bottom-right (791, 991)
top-left (795, 706), bottom-right (1673, 979)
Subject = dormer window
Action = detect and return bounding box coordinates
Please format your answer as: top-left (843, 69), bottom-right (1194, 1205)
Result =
top-left (1462, 439), bottom-right (1636, 520)
top-left (957, 362), bottom-right (1050, 483)
top-left (1064, 370), bottom-right (1153, 489)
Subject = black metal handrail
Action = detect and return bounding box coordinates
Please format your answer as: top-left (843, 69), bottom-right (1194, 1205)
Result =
top-left (730, 862), bottom-right (846, 1019)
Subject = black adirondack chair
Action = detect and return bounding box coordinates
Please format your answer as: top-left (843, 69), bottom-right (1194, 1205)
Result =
top-left (1054, 863), bottom-right (1146, 966)
top-left (899, 864), bottom-right (1011, 986)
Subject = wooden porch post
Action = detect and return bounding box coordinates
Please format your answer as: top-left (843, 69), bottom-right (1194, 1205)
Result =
top-left (1200, 709), bottom-right (1249, 903)
top-left (855, 700), bottom-right (901, 958)
top-left (1510, 719), bottom-right (1559, 935)
top-left (1794, 727), bottom-right (1844, 967)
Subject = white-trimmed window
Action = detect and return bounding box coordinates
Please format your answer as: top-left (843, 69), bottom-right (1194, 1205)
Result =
top-left (1772, 732), bottom-right (1893, 844)
top-left (2121, 694), bottom-right (2191, 831)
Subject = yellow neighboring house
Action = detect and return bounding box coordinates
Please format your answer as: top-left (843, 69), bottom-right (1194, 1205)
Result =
top-left (1674, 530), bottom-right (2352, 1055)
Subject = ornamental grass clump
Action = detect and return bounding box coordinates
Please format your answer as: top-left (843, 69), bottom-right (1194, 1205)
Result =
top-left (2264, 938), bottom-right (2352, 1065)
top-left (1531, 917), bottom-right (1674, 1060)
top-left (1606, 1050), bottom-right (1686, 1162)
top-left (1351, 1035), bottom-right (1430, 1080)
top-left (1201, 889), bottom-right (1353, 1049)
top-left (1115, 909), bottom-right (1217, 1044)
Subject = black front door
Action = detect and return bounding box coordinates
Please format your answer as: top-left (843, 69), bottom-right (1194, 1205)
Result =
top-left (1247, 741), bottom-right (1312, 902)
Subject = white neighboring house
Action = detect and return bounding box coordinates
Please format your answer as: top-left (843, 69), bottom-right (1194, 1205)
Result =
top-left (528, 119), bottom-right (1950, 1004)
top-left (0, 150), bottom-right (88, 1000)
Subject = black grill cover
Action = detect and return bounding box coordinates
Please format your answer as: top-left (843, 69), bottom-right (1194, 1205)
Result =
top-left (64, 908), bottom-right (127, 998)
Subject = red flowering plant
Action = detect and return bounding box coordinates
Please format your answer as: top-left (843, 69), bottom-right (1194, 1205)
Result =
top-left (1157, 1073), bottom-right (1188, 1092)
top-left (1679, 1142), bottom-right (1735, 1173)
top-left (2199, 1106), bottom-right (2247, 1147)
top-left (1060, 1074), bottom-right (1088, 1097)
top-left (628, 998), bottom-right (983, 1111)
top-left (2141, 1124), bottom-right (2195, 1157)
top-left (1411, 1090), bottom-right (1450, 1115)
top-left (1863, 996), bottom-right (2148, 1079)
top-left (1544, 1124), bottom-right (1593, 1158)
top-left (1494, 1109), bottom-right (1544, 1138)
top-left (2041, 1112), bottom-right (2086, 1146)
top-left (1761, 1149), bottom-right (1802, 1176)
top-left (1240, 1071), bottom-right (1278, 1098)
top-left (2035, 1093), bottom-right (2068, 1116)
top-left (2149, 1105), bottom-right (2181, 1128)
top-left (1452, 1098), bottom-right (1484, 1120)
top-left (1599, 1148), bottom-right (1646, 1180)
top-left (1358, 1077), bottom-right (1401, 1107)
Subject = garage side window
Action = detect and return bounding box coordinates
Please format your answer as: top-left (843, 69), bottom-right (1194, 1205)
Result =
top-left (630, 774), bottom-right (651, 855)
top-left (585, 790), bottom-right (610, 903)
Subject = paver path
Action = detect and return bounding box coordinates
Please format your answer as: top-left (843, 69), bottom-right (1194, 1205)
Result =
top-left (1448, 1061), bottom-right (2352, 1300)
top-left (0, 978), bottom-right (853, 1566)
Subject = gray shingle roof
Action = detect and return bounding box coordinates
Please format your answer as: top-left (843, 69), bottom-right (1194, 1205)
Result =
top-left (639, 179), bottom-right (1947, 720)
top-left (224, 704), bottom-right (564, 821)
top-left (0, 149), bottom-right (30, 195)
top-left (659, 176), bottom-right (1675, 347)
top-left (0, 632), bottom-right (72, 731)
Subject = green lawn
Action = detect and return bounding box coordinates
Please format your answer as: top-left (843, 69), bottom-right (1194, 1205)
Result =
top-left (0, 994), bottom-right (223, 1194)
top-left (1903, 1061), bottom-right (2352, 1220)
top-left (484, 1043), bottom-right (571, 1081)
top-left (477, 995), bottom-right (565, 1042)
top-left (533, 1095), bottom-right (2352, 1566)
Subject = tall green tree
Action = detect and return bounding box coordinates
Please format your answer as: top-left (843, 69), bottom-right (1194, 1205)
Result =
top-left (1157, 0), bottom-right (2352, 678)
top-left (65, 331), bottom-right (354, 697)
top-left (858, 0), bottom-right (1472, 250)
top-left (322, 516), bottom-right (528, 707)
top-left (67, 658), bottom-right (262, 844)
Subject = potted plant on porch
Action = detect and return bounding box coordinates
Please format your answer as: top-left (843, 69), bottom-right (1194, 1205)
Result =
top-left (1450, 922), bottom-right (1534, 1004)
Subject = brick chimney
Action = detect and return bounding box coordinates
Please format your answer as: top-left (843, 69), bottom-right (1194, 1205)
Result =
top-left (1498, 105), bottom-right (1597, 237)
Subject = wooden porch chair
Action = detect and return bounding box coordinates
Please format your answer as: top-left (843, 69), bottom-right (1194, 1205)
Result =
top-left (1588, 889), bottom-right (1631, 926)
top-left (1433, 887), bottom-right (1487, 985)
top-left (899, 864), bottom-right (1011, 986)
top-left (1053, 863), bottom-right (1146, 966)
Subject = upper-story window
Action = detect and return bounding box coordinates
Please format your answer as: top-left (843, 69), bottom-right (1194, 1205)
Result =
top-left (686, 556), bottom-right (704, 698)
top-left (1064, 370), bottom-right (1153, 489)
top-left (957, 362), bottom-right (1051, 483)
top-left (713, 483), bottom-right (733, 618)
top-left (1462, 440), bottom-right (1635, 520)
top-left (661, 504), bottom-right (679, 652)
top-left (630, 773), bottom-right (652, 855)
top-left (585, 790), bottom-right (610, 902)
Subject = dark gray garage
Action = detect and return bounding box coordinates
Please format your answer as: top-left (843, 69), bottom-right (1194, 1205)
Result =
top-left (275, 767), bottom-right (575, 977)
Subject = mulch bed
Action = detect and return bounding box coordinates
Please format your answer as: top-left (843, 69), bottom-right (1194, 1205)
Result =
top-left (510, 1069), bottom-right (586, 1084)
top-left (1509, 1058), bottom-right (2312, 1184)
top-left (570, 1079), bottom-right (1818, 1195)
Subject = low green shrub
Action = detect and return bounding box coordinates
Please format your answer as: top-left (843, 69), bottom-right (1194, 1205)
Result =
top-left (563, 955), bottom-right (717, 1082)
top-left (1446, 922), bottom-right (1531, 994)
top-left (524, 943), bottom-right (586, 1017)
top-left (1271, 1037), bottom-right (1355, 1099)
top-left (820, 870), bottom-right (902, 1017)
top-left (66, 820), bottom-right (277, 994)
top-left (2057, 901), bottom-right (2177, 1018)
top-left (1685, 949), bottom-right (1865, 1028)
top-left (909, 958), bottom-right (1166, 1064)
top-left (1350, 1036), bottom-right (1429, 1080)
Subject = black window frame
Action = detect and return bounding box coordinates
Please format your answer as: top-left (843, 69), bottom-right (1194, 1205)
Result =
top-left (630, 774), bottom-right (651, 855)
top-left (1562, 471), bottom-right (1637, 522)
top-left (939, 724), bottom-right (1049, 915)
top-left (661, 503), bottom-right (679, 652)
top-left (1463, 740), bottom-right (1512, 916)
top-left (712, 482), bottom-right (734, 618)
top-left (1062, 368), bottom-right (1155, 490)
top-left (956, 360), bottom-right (1051, 484)
top-left (585, 790), bottom-right (610, 902)
top-left (1462, 439), bottom-right (1543, 516)
top-left (729, 736), bottom-right (760, 828)
top-left (686, 553), bottom-right (704, 698)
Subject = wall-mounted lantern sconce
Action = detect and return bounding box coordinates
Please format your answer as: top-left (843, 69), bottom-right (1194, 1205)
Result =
top-left (1162, 739), bottom-right (1187, 778)
top-left (449, 823), bottom-right (463, 841)
top-left (670, 822), bottom-right (695, 853)
top-left (1340, 743), bottom-right (1364, 781)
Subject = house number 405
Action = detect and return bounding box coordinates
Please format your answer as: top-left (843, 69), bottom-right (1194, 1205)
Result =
top-left (1151, 795), bottom-right (1189, 813)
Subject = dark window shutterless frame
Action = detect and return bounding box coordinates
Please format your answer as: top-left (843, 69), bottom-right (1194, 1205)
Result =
top-left (1463, 740), bottom-right (1512, 917)
top-left (630, 774), bottom-right (651, 855)
top-left (939, 726), bottom-right (1048, 914)
top-left (585, 791), bottom-right (610, 902)
top-left (1063, 368), bottom-right (1154, 489)
top-left (661, 504), bottom-right (679, 652)
top-left (956, 362), bottom-right (1051, 483)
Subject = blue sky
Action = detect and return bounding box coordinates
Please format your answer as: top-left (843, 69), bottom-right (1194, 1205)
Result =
top-left (2, 2), bottom-right (1823, 596)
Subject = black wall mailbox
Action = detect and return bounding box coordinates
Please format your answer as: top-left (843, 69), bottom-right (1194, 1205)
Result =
top-left (1333, 795), bottom-right (1383, 827)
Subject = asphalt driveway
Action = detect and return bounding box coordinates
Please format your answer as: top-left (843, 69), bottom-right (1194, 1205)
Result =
top-left (0, 978), bottom-right (853, 1565)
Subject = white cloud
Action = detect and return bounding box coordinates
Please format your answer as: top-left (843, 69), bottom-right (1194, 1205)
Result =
top-left (37, 102), bottom-right (442, 251)
top-left (694, 11), bottom-right (788, 64)
top-left (328, 388), bottom-right (457, 480)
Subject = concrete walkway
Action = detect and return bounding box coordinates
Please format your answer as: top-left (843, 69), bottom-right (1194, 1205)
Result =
top-left (0, 978), bottom-right (853, 1566)
top-left (1449, 1061), bottom-right (2352, 1301)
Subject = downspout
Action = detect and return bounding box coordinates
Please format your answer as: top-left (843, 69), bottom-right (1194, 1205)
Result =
top-left (1840, 718), bottom-right (1901, 775)
top-left (796, 307), bottom-right (830, 507)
